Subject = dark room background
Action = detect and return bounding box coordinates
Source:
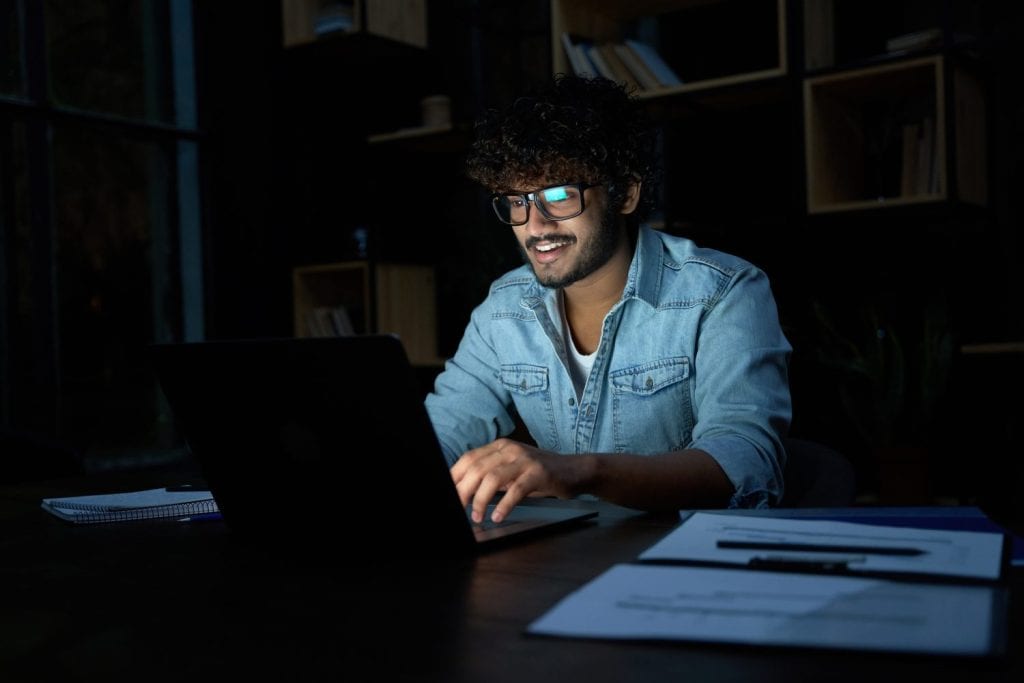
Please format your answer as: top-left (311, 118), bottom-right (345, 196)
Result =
top-left (2, 0), bottom-right (1022, 517)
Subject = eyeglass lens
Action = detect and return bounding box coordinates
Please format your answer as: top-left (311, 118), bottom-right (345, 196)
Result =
top-left (493, 184), bottom-right (585, 225)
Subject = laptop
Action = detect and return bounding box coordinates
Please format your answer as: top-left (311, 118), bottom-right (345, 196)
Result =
top-left (148, 335), bottom-right (596, 553)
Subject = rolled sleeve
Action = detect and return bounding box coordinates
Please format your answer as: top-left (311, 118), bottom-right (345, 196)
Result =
top-left (688, 266), bottom-right (792, 507)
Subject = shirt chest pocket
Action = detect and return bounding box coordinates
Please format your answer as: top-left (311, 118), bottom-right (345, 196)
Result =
top-left (609, 358), bottom-right (693, 452)
top-left (499, 364), bottom-right (559, 449)
top-left (500, 364), bottom-right (549, 395)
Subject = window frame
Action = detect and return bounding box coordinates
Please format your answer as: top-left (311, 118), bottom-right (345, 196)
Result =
top-left (0, 0), bottom-right (204, 462)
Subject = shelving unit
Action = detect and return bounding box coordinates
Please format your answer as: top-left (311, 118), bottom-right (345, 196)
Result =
top-left (551, 0), bottom-right (787, 97)
top-left (268, 0), bottom-right (1004, 504)
top-left (800, 0), bottom-right (990, 214)
top-left (280, 0), bottom-right (449, 370)
top-left (547, 0), bottom-right (998, 505)
top-left (293, 261), bottom-right (442, 367)
top-left (281, 0), bottom-right (427, 49)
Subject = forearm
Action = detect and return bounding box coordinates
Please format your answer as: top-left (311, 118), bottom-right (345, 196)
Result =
top-left (575, 449), bottom-right (734, 512)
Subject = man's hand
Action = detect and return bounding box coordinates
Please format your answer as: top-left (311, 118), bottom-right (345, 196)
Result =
top-left (450, 438), bottom-right (586, 524)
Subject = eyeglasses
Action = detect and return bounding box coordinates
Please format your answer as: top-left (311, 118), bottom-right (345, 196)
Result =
top-left (490, 182), bottom-right (599, 226)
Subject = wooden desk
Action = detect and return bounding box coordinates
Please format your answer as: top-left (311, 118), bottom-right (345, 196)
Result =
top-left (2, 467), bottom-right (1021, 682)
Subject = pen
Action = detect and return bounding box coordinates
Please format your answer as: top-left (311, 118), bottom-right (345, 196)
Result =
top-left (176, 512), bottom-right (223, 523)
top-left (747, 556), bottom-right (852, 572)
top-left (716, 540), bottom-right (926, 556)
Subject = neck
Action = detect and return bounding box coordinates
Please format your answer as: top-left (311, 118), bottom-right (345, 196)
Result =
top-left (561, 229), bottom-right (633, 353)
top-left (564, 227), bottom-right (632, 309)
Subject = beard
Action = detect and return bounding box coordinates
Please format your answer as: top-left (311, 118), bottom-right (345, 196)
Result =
top-left (519, 203), bottom-right (622, 289)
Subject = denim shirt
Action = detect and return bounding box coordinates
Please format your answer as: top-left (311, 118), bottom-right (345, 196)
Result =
top-left (425, 225), bottom-right (792, 508)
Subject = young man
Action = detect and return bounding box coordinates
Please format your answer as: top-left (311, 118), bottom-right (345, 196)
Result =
top-left (425, 75), bottom-right (792, 524)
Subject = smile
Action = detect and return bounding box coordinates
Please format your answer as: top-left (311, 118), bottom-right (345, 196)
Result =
top-left (528, 236), bottom-right (575, 252)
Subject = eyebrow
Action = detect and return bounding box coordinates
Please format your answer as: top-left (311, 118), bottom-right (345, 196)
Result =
top-left (504, 182), bottom-right (570, 195)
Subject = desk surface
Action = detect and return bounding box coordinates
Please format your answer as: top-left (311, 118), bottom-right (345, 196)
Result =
top-left (2, 466), bottom-right (1020, 682)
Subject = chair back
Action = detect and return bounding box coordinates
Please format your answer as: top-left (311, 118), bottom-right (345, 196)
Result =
top-left (779, 437), bottom-right (857, 507)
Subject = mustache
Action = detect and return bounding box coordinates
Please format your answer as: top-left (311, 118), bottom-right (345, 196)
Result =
top-left (524, 234), bottom-right (577, 250)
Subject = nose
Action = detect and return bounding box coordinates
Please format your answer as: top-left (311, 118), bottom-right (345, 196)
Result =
top-left (522, 198), bottom-right (554, 233)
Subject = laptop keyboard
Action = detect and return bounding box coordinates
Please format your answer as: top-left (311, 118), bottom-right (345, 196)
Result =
top-left (468, 506), bottom-right (523, 532)
top-left (472, 517), bottom-right (520, 532)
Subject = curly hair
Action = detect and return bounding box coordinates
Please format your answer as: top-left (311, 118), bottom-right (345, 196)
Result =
top-left (465, 75), bottom-right (661, 225)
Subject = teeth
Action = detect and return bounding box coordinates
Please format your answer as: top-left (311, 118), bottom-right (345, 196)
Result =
top-left (536, 242), bottom-right (568, 252)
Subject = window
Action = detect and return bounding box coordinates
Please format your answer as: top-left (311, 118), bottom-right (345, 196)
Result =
top-left (0, 0), bottom-right (202, 471)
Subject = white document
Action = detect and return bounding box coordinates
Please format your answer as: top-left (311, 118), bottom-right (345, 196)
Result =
top-left (638, 512), bottom-right (1004, 580)
top-left (527, 563), bottom-right (1004, 656)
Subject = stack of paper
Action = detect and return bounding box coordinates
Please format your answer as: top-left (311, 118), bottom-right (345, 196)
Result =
top-left (638, 512), bottom-right (1005, 580)
top-left (528, 511), bottom-right (1008, 656)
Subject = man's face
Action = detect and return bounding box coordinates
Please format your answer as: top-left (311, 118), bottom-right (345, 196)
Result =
top-left (511, 183), bottom-right (623, 290)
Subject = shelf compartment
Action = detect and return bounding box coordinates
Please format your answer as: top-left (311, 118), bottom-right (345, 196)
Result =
top-left (293, 261), bottom-right (442, 367)
top-left (551, 0), bottom-right (787, 97)
top-left (804, 55), bottom-right (987, 214)
top-left (281, 0), bottom-right (427, 49)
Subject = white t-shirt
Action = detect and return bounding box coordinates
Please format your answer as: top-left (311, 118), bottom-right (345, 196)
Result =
top-left (558, 291), bottom-right (597, 400)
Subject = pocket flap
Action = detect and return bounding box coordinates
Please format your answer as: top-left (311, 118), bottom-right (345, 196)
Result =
top-left (611, 358), bottom-right (690, 395)
top-left (500, 364), bottom-right (549, 394)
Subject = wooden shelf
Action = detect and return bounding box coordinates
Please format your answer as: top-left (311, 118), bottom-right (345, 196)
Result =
top-left (367, 123), bottom-right (452, 144)
top-left (551, 0), bottom-right (787, 97)
top-left (293, 261), bottom-right (443, 367)
top-left (960, 342), bottom-right (1024, 356)
top-left (802, 0), bottom-right (988, 73)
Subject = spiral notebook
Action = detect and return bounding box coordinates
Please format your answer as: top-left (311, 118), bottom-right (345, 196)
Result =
top-left (148, 335), bottom-right (597, 553)
top-left (41, 486), bottom-right (218, 524)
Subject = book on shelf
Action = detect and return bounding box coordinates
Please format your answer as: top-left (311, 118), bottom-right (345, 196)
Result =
top-left (559, 32), bottom-right (582, 75)
top-left (915, 115), bottom-right (937, 195)
top-left (306, 305), bottom-right (355, 337)
top-left (623, 39), bottom-right (682, 87)
top-left (41, 486), bottom-right (219, 524)
top-left (612, 42), bottom-right (661, 90)
top-left (312, 2), bottom-right (354, 37)
top-left (899, 116), bottom-right (939, 197)
top-left (561, 34), bottom-right (679, 91)
top-left (886, 27), bottom-right (943, 54)
top-left (329, 305), bottom-right (355, 336)
top-left (560, 32), bottom-right (597, 78)
top-left (574, 41), bottom-right (600, 78)
top-left (899, 121), bottom-right (921, 196)
top-left (594, 42), bottom-right (643, 92)
top-left (585, 44), bottom-right (618, 82)
top-left (305, 307), bottom-right (329, 337)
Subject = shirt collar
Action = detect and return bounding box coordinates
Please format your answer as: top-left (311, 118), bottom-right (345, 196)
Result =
top-left (624, 224), bottom-right (662, 308)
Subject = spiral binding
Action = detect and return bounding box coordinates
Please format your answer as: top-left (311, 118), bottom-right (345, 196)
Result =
top-left (43, 497), bottom-right (219, 524)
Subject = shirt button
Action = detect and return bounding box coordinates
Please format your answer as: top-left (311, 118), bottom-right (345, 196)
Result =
top-left (645, 376), bottom-right (654, 390)
top-left (520, 379), bottom-right (527, 390)
top-left (568, 397), bottom-right (576, 406)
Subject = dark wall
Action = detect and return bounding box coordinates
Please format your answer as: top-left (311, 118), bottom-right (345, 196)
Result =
top-left (194, 1), bottom-right (290, 339)
top-left (196, 1), bottom-right (550, 344)
top-left (194, 1), bottom-right (1024, 507)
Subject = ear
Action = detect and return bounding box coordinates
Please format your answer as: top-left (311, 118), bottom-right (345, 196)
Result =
top-left (619, 181), bottom-right (642, 215)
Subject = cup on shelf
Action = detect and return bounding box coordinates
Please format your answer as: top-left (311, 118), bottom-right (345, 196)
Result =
top-left (420, 94), bottom-right (451, 129)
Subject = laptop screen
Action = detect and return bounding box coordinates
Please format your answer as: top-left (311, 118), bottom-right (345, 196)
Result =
top-left (150, 335), bottom-right (477, 551)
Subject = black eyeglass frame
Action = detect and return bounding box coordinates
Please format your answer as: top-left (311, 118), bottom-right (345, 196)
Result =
top-left (490, 182), bottom-right (600, 226)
